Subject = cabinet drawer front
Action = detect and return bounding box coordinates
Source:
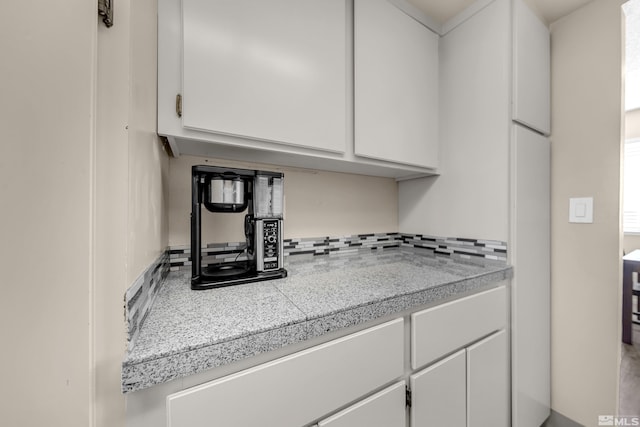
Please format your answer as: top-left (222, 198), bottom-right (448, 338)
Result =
top-left (318, 381), bottom-right (406, 427)
top-left (167, 318), bottom-right (404, 427)
top-left (411, 285), bottom-right (507, 369)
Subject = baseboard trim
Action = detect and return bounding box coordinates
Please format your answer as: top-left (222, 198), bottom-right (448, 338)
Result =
top-left (542, 410), bottom-right (585, 427)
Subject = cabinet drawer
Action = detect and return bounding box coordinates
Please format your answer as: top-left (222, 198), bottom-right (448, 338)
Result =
top-left (411, 285), bottom-right (507, 369)
top-left (318, 381), bottom-right (406, 427)
top-left (167, 318), bottom-right (404, 427)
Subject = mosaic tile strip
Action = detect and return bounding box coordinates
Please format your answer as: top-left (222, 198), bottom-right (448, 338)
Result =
top-left (284, 232), bottom-right (403, 257)
top-left (167, 232), bottom-right (507, 272)
top-left (169, 242), bottom-right (249, 272)
top-left (399, 235), bottom-right (508, 262)
top-left (125, 251), bottom-right (170, 351)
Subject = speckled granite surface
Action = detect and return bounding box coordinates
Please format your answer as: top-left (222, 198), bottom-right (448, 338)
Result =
top-left (122, 247), bottom-right (512, 393)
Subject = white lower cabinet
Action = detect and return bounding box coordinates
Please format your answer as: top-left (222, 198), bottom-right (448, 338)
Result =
top-left (127, 284), bottom-right (510, 427)
top-left (318, 381), bottom-right (406, 427)
top-left (409, 285), bottom-right (509, 427)
top-left (410, 349), bottom-right (466, 427)
top-left (410, 330), bottom-right (508, 427)
top-left (467, 330), bottom-right (509, 427)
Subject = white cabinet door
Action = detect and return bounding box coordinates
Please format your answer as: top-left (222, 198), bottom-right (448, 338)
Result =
top-left (318, 381), bottom-right (406, 427)
top-left (167, 319), bottom-right (404, 427)
top-left (467, 330), bottom-right (509, 427)
top-left (354, 0), bottom-right (439, 169)
top-left (512, 0), bottom-right (550, 135)
top-left (511, 124), bottom-right (551, 427)
top-left (410, 349), bottom-right (466, 427)
top-left (181, 0), bottom-right (347, 153)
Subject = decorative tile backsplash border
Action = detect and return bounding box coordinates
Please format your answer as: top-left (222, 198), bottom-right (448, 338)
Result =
top-left (400, 234), bottom-right (508, 261)
top-left (125, 232), bottom-right (507, 351)
top-left (167, 232), bottom-right (508, 272)
top-left (124, 251), bottom-right (170, 351)
top-left (169, 241), bottom-right (249, 272)
top-left (284, 232), bottom-right (403, 256)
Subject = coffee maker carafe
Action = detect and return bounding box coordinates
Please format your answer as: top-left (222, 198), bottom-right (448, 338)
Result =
top-left (191, 165), bottom-right (287, 290)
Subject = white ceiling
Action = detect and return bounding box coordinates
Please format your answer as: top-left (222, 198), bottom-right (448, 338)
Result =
top-left (406, 0), bottom-right (594, 25)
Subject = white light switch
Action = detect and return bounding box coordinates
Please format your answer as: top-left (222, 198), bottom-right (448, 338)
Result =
top-left (569, 197), bottom-right (593, 223)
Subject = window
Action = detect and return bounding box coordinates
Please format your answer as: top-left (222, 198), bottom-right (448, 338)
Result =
top-left (624, 0), bottom-right (640, 111)
top-left (625, 138), bottom-right (640, 233)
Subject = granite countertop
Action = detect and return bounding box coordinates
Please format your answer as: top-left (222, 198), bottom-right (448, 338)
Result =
top-left (122, 247), bottom-right (512, 393)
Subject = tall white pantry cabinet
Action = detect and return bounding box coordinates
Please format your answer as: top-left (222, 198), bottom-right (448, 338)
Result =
top-left (400, 0), bottom-right (551, 426)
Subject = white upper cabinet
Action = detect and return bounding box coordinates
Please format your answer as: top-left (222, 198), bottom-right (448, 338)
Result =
top-left (158, 0), bottom-right (440, 178)
top-left (181, 0), bottom-right (347, 153)
top-left (354, 0), bottom-right (439, 169)
top-left (512, 0), bottom-right (550, 135)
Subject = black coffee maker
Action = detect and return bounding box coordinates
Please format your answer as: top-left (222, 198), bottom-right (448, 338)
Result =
top-left (191, 165), bottom-right (287, 290)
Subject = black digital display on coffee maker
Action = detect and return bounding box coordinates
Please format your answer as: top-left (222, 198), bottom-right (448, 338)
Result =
top-left (190, 165), bottom-right (287, 290)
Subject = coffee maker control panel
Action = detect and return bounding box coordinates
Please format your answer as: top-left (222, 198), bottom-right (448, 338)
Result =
top-left (257, 219), bottom-right (283, 272)
top-left (262, 220), bottom-right (279, 270)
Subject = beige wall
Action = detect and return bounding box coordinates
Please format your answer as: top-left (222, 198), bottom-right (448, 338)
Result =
top-left (549, 0), bottom-right (624, 423)
top-left (94, 2), bottom-right (130, 425)
top-left (127, 0), bottom-right (170, 284)
top-left (0, 1), bottom-right (95, 425)
top-left (0, 0), bottom-right (170, 425)
top-left (168, 156), bottom-right (398, 246)
top-left (94, 0), bottom-right (169, 425)
top-left (624, 109), bottom-right (640, 254)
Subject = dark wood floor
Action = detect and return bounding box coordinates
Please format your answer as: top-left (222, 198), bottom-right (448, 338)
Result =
top-left (620, 322), bottom-right (640, 415)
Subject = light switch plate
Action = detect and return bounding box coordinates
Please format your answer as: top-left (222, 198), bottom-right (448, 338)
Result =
top-left (569, 197), bottom-right (593, 223)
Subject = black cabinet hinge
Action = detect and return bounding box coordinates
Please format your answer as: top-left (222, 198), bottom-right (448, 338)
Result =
top-left (406, 386), bottom-right (412, 408)
top-left (176, 94), bottom-right (182, 118)
top-left (98, 0), bottom-right (114, 28)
